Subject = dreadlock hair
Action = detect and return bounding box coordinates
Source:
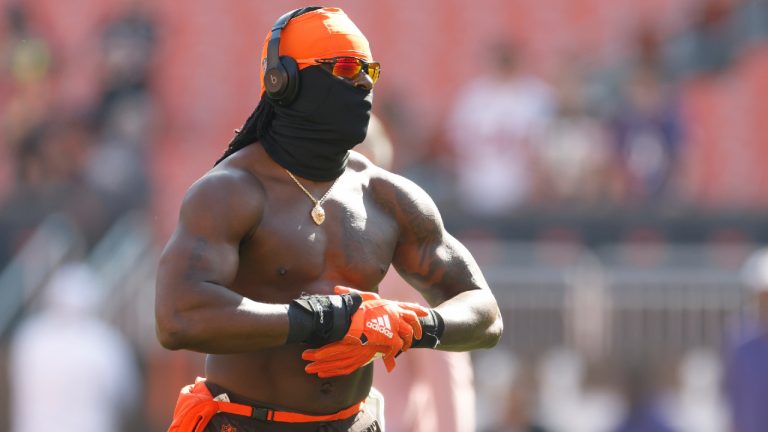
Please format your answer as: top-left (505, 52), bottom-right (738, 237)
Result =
top-left (214, 97), bottom-right (275, 166)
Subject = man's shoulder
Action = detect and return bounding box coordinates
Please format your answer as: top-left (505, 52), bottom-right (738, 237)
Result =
top-left (347, 151), bottom-right (414, 194)
top-left (190, 163), bottom-right (265, 199)
top-left (181, 161), bottom-right (267, 221)
top-left (347, 150), bottom-right (381, 174)
top-left (204, 141), bottom-right (275, 185)
top-left (346, 152), bottom-right (441, 227)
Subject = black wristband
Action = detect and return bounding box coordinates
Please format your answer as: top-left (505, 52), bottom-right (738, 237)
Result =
top-left (286, 293), bottom-right (362, 346)
top-left (412, 309), bottom-right (445, 349)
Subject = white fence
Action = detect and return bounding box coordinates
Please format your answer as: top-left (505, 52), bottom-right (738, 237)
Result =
top-left (470, 240), bottom-right (750, 362)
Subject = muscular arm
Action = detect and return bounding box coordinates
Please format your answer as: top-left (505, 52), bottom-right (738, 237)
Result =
top-left (384, 174), bottom-right (503, 351)
top-left (155, 169), bottom-right (290, 353)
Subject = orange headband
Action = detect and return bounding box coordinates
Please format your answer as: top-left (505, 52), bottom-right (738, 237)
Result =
top-left (260, 7), bottom-right (372, 95)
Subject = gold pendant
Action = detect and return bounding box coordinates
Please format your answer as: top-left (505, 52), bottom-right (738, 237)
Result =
top-left (311, 204), bottom-right (326, 225)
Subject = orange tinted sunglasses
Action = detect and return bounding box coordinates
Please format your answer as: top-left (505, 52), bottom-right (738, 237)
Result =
top-left (299, 56), bottom-right (381, 84)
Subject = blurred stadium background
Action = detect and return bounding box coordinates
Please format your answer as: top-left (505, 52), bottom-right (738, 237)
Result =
top-left (1, 0), bottom-right (767, 430)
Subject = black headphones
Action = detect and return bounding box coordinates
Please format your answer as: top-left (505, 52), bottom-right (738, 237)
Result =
top-left (263, 6), bottom-right (323, 105)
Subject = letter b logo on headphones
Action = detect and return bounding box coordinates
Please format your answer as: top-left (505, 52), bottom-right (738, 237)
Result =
top-left (266, 70), bottom-right (281, 89)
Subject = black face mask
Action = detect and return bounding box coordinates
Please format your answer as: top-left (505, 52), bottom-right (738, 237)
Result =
top-left (260, 66), bottom-right (373, 181)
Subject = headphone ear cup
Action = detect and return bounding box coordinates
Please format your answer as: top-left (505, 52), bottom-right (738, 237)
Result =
top-left (276, 55), bottom-right (300, 105)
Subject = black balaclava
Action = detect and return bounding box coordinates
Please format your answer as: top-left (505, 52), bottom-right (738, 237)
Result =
top-left (260, 66), bottom-right (372, 181)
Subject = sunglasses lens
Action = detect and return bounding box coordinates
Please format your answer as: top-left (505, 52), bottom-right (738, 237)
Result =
top-left (319, 57), bottom-right (380, 84)
top-left (331, 58), bottom-right (362, 78)
top-left (367, 64), bottom-right (380, 83)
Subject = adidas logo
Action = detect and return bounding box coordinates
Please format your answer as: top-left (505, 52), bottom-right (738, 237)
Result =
top-left (366, 316), bottom-right (394, 338)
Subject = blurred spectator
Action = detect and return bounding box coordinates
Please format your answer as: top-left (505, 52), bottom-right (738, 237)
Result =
top-left (723, 248), bottom-right (768, 432)
top-left (611, 359), bottom-right (677, 432)
top-left (580, 25), bottom-right (686, 207)
top-left (446, 40), bottom-right (555, 216)
top-left (473, 348), bottom-right (518, 432)
top-left (0, 123), bottom-right (60, 265)
top-left (84, 6), bottom-right (158, 217)
top-left (8, 263), bottom-right (141, 432)
top-left (474, 350), bottom-right (550, 432)
top-left (589, 27), bottom-right (676, 119)
top-left (691, 0), bottom-right (739, 74)
top-left (666, 349), bottom-right (728, 432)
top-left (97, 5), bottom-right (156, 108)
top-left (608, 66), bottom-right (684, 205)
top-left (0, 4), bottom-right (158, 267)
top-left (1, 2), bottom-right (51, 87)
top-left (667, 0), bottom-right (738, 77)
top-left (732, 0), bottom-right (768, 48)
top-left (0, 2), bottom-right (54, 200)
top-left (361, 116), bottom-right (476, 432)
top-left (537, 349), bottom-right (623, 432)
top-left (535, 63), bottom-right (615, 208)
top-left (85, 91), bottom-right (153, 216)
top-left (0, 116), bottom-right (108, 266)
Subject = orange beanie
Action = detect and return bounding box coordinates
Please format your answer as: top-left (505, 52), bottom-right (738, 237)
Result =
top-left (259, 7), bottom-right (372, 94)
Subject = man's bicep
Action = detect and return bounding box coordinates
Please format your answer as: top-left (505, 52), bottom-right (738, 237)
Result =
top-left (159, 225), bottom-right (240, 289)
top-left (155, 203), bottom-right (243, 330)
top-left (384, 174), bottom-right (488, 304)
top-left (392, 228), bottom-right (489, 307)
top-left (158, 174), bottom-right (261, 289)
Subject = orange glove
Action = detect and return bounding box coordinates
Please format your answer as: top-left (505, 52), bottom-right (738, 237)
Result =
top-left (303, 339), bottom-right (383, 378)
top-left (303, 286), bottom-right (429, 378)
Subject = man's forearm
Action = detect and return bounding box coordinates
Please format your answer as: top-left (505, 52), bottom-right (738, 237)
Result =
top-left (430, 289), bottom-right (503, 351)
top-left (156, 280), bottom-right (292, 353)
top-left (157, 281), bottom-right (363, 353)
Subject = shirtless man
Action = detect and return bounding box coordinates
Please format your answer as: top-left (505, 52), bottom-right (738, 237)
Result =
top-left (155, 7), bottom-right (503, 432)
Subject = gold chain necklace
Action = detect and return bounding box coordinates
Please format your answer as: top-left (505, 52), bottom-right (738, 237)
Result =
top-left (284, 169), bottom-right (341, 225)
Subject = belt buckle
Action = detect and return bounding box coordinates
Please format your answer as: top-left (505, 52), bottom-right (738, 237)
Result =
top-left (251, 407), bottom-right (271, 421)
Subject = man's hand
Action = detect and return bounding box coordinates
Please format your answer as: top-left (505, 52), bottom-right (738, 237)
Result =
top-left (302, 286), bottom-right (428, 378)
top-left (337, 286), bottom-right (426, 349)
top-left (302, 339), bottom-right (383, 378)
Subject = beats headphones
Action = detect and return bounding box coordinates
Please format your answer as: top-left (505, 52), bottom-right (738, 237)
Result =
top-left (263, 6), bottom-right (323, 105)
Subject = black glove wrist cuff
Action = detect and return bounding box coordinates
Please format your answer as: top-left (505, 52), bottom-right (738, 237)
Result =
top-left (412, 309), bottom-right (445, 349)
top-left (286, 293), bottom-right (363, 346)
top-left (286, 301), bottom-right (314, 344)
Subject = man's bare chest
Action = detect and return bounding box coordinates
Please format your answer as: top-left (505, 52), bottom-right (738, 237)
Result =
top-left (233, 193), bottom-right (399, 301)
